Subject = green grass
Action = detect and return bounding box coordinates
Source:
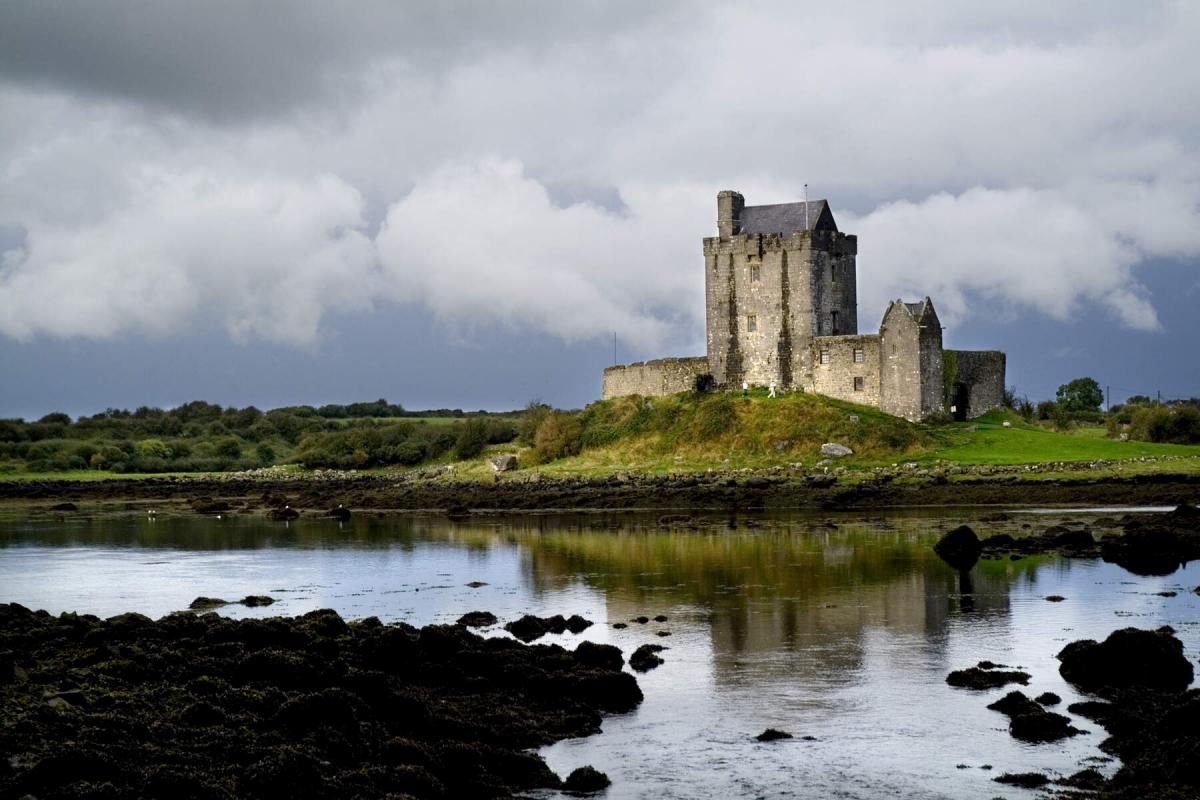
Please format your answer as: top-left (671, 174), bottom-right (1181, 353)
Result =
top-left (911, 410), bottom-right (1200, 466)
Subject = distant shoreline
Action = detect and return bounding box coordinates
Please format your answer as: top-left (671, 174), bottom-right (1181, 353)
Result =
top-left (3, 470), bottom-right (1198, 512)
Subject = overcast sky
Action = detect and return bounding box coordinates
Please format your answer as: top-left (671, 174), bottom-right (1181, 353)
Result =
top-left (2, 1), bottom-right (1198, 418)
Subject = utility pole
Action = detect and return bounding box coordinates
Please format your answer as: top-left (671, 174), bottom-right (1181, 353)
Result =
top-left (803, 183), bottom-right (809, 229)
top-left (1106, 385), bottom-right (1110, 412)
top-left (613, 332), bottom-right (617, 367)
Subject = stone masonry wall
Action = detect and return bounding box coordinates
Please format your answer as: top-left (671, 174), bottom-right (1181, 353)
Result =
top-left (878, 301), bottom-right (945, 422)
top-left (949, 350), bottom-right (1006, 417)
top-left (805, 334), bottom-right (881, 406)
top-left (704, 229), bottom-right (857, 390)
top-left (602, 357), bottom-right (711, 400)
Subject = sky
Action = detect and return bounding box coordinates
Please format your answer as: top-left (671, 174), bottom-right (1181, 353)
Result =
top-left (1, 1), bottom-right (1199, 419)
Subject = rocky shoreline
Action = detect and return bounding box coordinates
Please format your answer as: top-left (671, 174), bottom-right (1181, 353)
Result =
top-left (0, 603), bottom-right (639, 799)
top-left (3, 469), bottom-right (1199, 513)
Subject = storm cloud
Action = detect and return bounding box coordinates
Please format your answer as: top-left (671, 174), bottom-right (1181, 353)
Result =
top-left (1, 0), bottom-right (1198, 355)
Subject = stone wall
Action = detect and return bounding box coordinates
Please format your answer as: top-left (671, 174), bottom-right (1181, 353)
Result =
top-left (805, 334), bottom-right (881, 406)
top-left (703, 229), bottom-right (857, 389)
top-left (601, 357), bottom-right (711, 400)
top-left (948, 350), bottom-right (1006, 418)
top-left (878, 300), bottom-right (945, 422)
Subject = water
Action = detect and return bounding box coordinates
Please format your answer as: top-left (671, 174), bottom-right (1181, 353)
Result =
top-left (2, 505), bottom-right (1197, 799)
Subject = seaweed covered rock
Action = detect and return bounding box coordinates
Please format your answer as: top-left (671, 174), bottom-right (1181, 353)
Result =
top-left (563, 765), bottom-right (611, 793)
top-left (946, 665), bottom-right (1031, 690)
top-left (0, 603), bottom-right (642, 800)
top-left (629, 644), bottom-right (666, 673)
top-left (933, 525), bottom-right (982, 571)
top-left (1058, 627), bottom-right (1194, 692)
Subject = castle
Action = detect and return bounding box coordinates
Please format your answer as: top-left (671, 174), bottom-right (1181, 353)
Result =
top-left (602, 191), bottom-right (1006, 422)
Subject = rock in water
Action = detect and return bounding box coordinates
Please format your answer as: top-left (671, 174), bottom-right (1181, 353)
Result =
top-left (946, 666), bottom-right (1031, 690)
top-left (563, 766), bottom-right (610, 793)
top-left (326, 506), bottom-right (351, 521)
top-left (994, 773), bottom-right (1050, 788)
top-left (1058, 627), bottom-right (1194, 691)
top-left (573, 641), bottom-right (624, 671)
top-left (820, 443), bottom-right (853, 457)
top-left (188, 597), bottom-right (229, 610)
top-left (756, 728), bottom-right (793, 742)
top-left (240, 596), bottom-right (275, 607)
top-left (456, 611), bottom-right (498, 628)
top-left (933, 525), bottom-right (982, 571)
top-left (630, 644), bottom-right (666, 672)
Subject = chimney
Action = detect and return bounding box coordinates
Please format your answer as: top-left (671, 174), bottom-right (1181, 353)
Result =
top-left (717, 190), bottom-right (744, 238)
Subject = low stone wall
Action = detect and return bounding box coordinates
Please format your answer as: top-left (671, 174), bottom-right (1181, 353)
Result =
top-left (602, 357), bottom-right (711, 399)
top-left (950, 350), bottom-right (1006, 417)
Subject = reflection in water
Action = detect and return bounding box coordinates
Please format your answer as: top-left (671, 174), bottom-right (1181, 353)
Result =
top-left (1, 507), bottom-right (1196, 799)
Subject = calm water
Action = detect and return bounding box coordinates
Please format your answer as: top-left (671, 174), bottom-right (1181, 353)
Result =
top-left (2, 505), bottom-right (1198, 799)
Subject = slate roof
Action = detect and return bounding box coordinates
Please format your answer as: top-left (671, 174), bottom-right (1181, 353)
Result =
top-left (738, 200), bottom-right (835, 235)
top-left (904, 301), bottom-right (925, 317)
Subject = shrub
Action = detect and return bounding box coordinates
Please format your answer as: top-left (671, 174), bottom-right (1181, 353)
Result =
top-left (136, 438), bottom-right (172, 460)
top-left (531, 412), bottom-right (583, 464)
top-left (453, 418), bottom-right (491, 460)
top-left (518, 402), bottom-right (552, 447)
top-left (383, 442), bottom-right (426, 466)
top-left (1129, 405), bottom-right (1200, 444)
top-left (255, 443), bottom-right (276, 465)
top-left (213, 437), bottom-right (243, 459)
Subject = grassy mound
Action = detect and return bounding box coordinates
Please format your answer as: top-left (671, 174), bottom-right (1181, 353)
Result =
top-left (537, 390), bottom-right (926, 473)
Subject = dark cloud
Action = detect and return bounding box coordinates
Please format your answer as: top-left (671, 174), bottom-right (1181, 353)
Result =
top-left (0, 0), bottom-right (681, 120)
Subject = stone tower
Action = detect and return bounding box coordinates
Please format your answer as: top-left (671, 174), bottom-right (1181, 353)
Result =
top-left (704, 191), bottom-right (858, 388)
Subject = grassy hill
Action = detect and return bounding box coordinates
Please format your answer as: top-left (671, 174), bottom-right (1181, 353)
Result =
top-left (456, 390), bottom-right (1200, 478)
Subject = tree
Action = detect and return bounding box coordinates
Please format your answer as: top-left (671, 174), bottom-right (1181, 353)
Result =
top-left (1056, 377), bottom-right (1103, 413)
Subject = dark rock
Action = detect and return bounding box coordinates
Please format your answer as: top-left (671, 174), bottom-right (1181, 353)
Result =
top-left (1058, 627), bottom-right (1194, 692)
top-left (240, 595), bottom-right (275, 607)
top-left (504, 614), bottom-right (569, 643)
top-left (465, 581), bottom-right (488, 588)
top-left (565, 615), bottom-right (594, 634)
top-left (325, 505), bottom-right (351, 521)
top-left (979, 533), bottom-right (1015, 549)
top-left (984, 690), bottom-right (1081, 744)
top-left (934, 525), bottom-right (982, 571)
top-left (189, 597), bottom-right (230, 610)
top-left (1045, 595), bottom-right (1066, 602)
top-left (457, 611), bottom-right (498, 628)
top-left (987, 691), bottom-right (1041, 718)
top-left (633, 616), bottom-right (649, 624)
top-left (756, 728), bottom-right (793, 741)
top-left (1155, 590), bottom-right (1177, 597)
top-left (267, 506), bottom-right (299, 521)
top-left (629, 644), bottom-right (666, 672)
top-left (653, 614), bottom-right (669, 622)
top-left (1035, 692), bottom-right (1061, 706)
top-left (946, 666), bottom-right (1031, 690)
top-left (994, 772), bottom-right (1051, 788)
top-left (1008, 709), bottom-right (1083, 743)
top-left (573, 641), bottom-right (623, 671)
top-left (563, 765), bottom-right (610, 793)
top-left (612, 622), bottom-right (627, 629)
top-left (49, 502), bottom-right (78, 511)
top-left (1058, 768), bottom-right (1106, 790)
top-left (191, 497), bottom-right (231, 515)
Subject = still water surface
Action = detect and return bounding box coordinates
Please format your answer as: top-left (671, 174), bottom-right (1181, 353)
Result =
top-left (1, 506), bottom-right (1197, 799)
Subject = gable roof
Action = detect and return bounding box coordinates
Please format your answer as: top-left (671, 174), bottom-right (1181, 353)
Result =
top-left (738, 200), bottom-right (836, 235)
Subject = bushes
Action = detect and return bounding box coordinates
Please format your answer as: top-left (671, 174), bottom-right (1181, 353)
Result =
top-left (1128, 405), bottom-right (1200, 444)
top-left (531, 412), bottom-right (583, 464)
top-left (453, 419), bottom-right (491, 460)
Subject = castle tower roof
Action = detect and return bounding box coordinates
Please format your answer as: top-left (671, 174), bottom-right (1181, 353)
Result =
top-left (738, 199), bottom-right (836, 235)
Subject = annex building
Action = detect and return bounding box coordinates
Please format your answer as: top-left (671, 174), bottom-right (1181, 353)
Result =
top-left (602, 191), bottom-right (1005, 422)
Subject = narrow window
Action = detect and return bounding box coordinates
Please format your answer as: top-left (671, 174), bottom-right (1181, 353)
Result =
top-left (819, 349), bottom-right (830, 365)
top-left (751, 265), bottom-right (761, 282)
top-left (853, 348), bottom-right (864, 363)
top-left (854, 377), bottom-right (865, 392)
top-left (830, 310), bottom-right (838, 333)
top-left (830, 264), bottom-right (836, 283)
top-left (747, 314), bottom-right (757, 332)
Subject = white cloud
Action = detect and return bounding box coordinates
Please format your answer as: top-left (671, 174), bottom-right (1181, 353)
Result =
top-left (0, 166), bottom-right (376, 344)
